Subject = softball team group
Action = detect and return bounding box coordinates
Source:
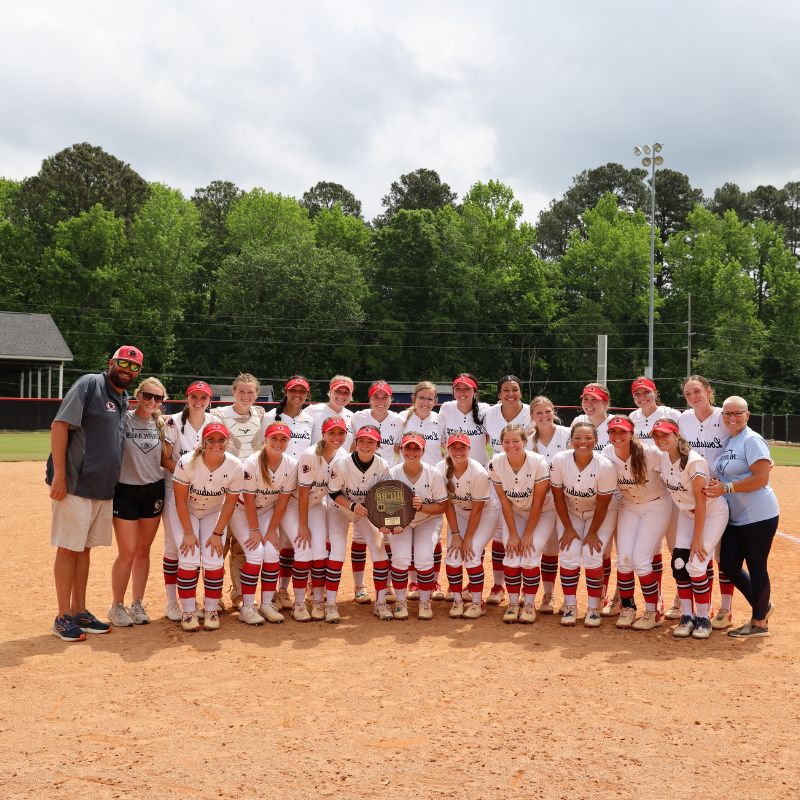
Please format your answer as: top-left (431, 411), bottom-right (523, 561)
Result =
top-left (106, 371), bottom-right (779, 640)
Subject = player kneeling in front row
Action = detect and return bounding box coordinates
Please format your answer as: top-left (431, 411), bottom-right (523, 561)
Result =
top-left (171, 424), bottom-right (243, 631)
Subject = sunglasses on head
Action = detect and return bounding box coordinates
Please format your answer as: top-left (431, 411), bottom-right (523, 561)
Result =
top-left (116, 359), bottom-right (141, 373)
top-left (139, 390), bottom-right (164, 403)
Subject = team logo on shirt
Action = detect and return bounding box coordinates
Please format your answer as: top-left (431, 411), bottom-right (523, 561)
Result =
top-left (166, 417), bottom-right (176, 428)
top-left (301, 464), bottom-right (311, 473)
top-left (330, 470), bottom-right (336, 479)
top-left (244, 471), bottom-right (252, 481)
top-left (106, 402), bottom-right (116, 411)
top-left (488, 462), bottom-right (494, 471)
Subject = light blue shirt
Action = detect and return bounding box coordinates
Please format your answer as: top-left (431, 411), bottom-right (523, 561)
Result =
top-left (716, 427), bottom-right (779, 525)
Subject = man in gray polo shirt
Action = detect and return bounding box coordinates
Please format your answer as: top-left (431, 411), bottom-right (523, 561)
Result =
top-left (47, 346), bottom-right (144, 641)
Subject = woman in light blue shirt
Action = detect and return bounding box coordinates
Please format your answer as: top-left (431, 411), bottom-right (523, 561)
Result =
top-left (704, 396), bottom-right (779, 638)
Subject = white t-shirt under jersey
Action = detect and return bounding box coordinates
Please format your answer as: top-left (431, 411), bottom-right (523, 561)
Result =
top-left (260, 407), bottom-right (314, 459)
top-left (630, 406), bottom-right (682, 441)
top-left (659, 448), bottom-right (728, 517)
top-left (571, 414), bottom-right (613, 451)
top-left (525, 424), bottom-right (572, 464)
top-left (601, 443), bottom-right (667, 505)
top-left (483, 403), bottom-right (531, 457)
top-left (396, 410), bottom-right (442, 466)
top-left (307, 403), bottom-right (354, 452)
top-left (489, 451), bottom-right (551, 514)
top-left (389, 462), bottom-right (447, 527)
top-left (241, 452), bottom-right (298, 510)
top-left (436, 457), bottom-right (498, 512)
top-left (172, 452), bottom-right (244, 518)
top-left (548, 450), bottom-right (618, 520)
top-left (437, 400), bottom-right (491, 466)
top-left (678, 408), bottom-right (730, 478)
top-left (295, 444), bottom-right (348, 509)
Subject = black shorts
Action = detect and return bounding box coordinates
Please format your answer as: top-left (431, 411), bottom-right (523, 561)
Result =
top-left (113, 481), bottom-right (165, 520)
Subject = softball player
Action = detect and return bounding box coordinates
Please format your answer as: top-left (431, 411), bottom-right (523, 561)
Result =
top-left (308, 375), bottom-right (355, 450)
top-left (228, 422), bottom-right (298, 625)
top-left (388, 432), bottom-right (448, 620)
top-left (161, 381), bottom-right (216, 621)
top-left (549, 422), bottom-right (619, 628)
top-left (651, 419), bottom-right (730, 639)
top-left (602, 415), bottom-right (671, 631)
top-left (489, 424), bottom-right (553, 625)
top-left (328, 425), bottom-right (394, 620)
top-left (525, 396), bottom-right (571, 613)
top-left (171, 423), bottom-right (243, 631)
top-left (438, 434), bottom-right (501, 620)
top-left (296, 417), bottom-right (349, 623)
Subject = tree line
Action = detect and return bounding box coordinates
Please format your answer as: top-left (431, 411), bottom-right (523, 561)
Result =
top-left (1, 143), bottom-right (798, 412)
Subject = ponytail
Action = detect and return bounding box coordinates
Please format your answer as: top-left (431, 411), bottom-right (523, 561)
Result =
top-left (677, 435), bottom-right (692, 471)
top-left (180, 405), bottom-right (190, 434)
top-left (314, 439), bottom-right (326, 461)
top-left (258, 445), bottom-right (274, 490)
top-left (189, 443), bottom-right (204, 466)
top-left (471, 395), bottom-right (483, 427)
top-left (445, 455), bottom-right (456, 495)
top-left (629, 435), bottom-right (648, 487)
top-left (274, 396), bottom-right (289, 423)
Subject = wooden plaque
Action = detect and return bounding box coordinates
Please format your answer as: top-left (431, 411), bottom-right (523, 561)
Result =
top-left (365, 480), bottom-right (416, 529)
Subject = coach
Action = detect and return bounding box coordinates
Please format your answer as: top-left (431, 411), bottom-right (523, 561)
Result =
top-left (46, 346), bottom-right (144, 642)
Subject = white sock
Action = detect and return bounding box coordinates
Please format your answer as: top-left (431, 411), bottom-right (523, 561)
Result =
top-left (166, 584), bottom-right (177, 603)
top-left (181, 596), bottom-right (196, 612)
top-left (419, 590), bottom-right (431, 602)
top-left (327, 590), bottom-right (337, 605)
top-left (313, 586), bottom-right (324, 601)
top-left (508, 593), bottom-right (520, 605)
top-left (695, 602), bottom-right (709, 619)
top-left (205, 599), bottom-right (219, 611)
top-left (680, 596), bottom-right (694, 616)
top-left (261, 591), bottom-right (275, 605)
top-left (278, 576), bottom-right (291, 590)
top-left (353, 571), bottom-right (365, 587)
top-left (396, 588), bottom-right (406, 602)
top-left (293, 589), bottom-right (305, 604)
top-left (377, 589), bottom-right (386, 603)
top-left (242, 593), bottom-right (255, 607)
top-left (472, 591), bottom-right (482, 604)
top-left (564, 594), bottom-right (577, 607)
top-left (493, 569), bottom-right (504, 587)
top-left (524, 592), bottom-right (537, 605)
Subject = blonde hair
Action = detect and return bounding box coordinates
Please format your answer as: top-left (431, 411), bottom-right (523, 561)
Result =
top-left (500, 423), bottom-right (528, 444)
top-left (257, 445), bottom-right (274, 489)
top-left (609, 414), bottom-right (648, 486)
top-left (723, 395), bottom-right (748, 411)
top-left (582, 383), bottom-right (610, 404)
top-left (444, 429), bottom-right (469, 495)
top-left (529, 396), bottom-right (562, 450)
top-left (232, 372), bottom-right (261, 395)
top-left (327, 375), bottom-right (353, 399)
top-left (405, 381), bottom-right (437, 422)
top-left (315, 416), bottom-right (344, 461)
top-left (683, 375), bottom-right (715, 406)
top-left (134, 377), bottom-right (170, 457)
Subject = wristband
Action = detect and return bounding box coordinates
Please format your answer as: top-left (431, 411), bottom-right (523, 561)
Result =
top-left (183, 532), bottom-right (194, 536)
top-left (729, 483), bottom-right (735, 494)
top-left (250, 528), bottom-right (260, 531)
top-left (350, 502), bottom-right (357, 512)
top-left (451, 530), bottom-right (460, 535)
top-left (211, 532), bottom-right (222, 537)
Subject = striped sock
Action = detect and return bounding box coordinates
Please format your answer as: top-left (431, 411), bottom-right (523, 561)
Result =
top-left (445, 565), bottom-right (463, 594)
top-left (240, 561), bottom-right (260, 607)
top-left (325, 559), bottom-right (343, 603)
top-left (617, 570), bottom-right (636, 608)
top-left (540, 554), bottom-right (559, 595)
top-left (692, 574), bottom-right (711, 618)
top-left (292, 563), bottom-right (310, 602)
top-left (203, 567), bottom-right (224, 611)
top-left (585, 566), bottom-right (604, 606)
top-left (559, 566), bottom-right (580, 607)
top-left (177, 567), bottom-right (199, 612)
top-left (260, 562), bottom-right (279, 604)
top-left (492, 541), bottom-right (505, 587)
top-left (311, 559), bottom-right (327, 601)
top-left (372, 559), bottom-right (389, 595)
top-left (706, 560), bottom-right (715, 603)
top-left (504, 566), bottom-right (522, 604)
top-left (639, 570), bottom-right (660, 612)
top-left (677, 580), bottom-right (694, 616)
top-left (651, 552), bottom-right (663, 594)
top-left (163, 557), bottom-right (179, 603)
top-left (278, 548), bottom-right (294, 590)
top-left (602, 557), bottom-right (612, 600)
top-left (467, 566), bottom-right (484, 603)
top-left (351, 541), bottom-right (367, 586)
top-left (522, 567), bottom-right (540, 604)
top-left (718, 568), bottom-right (734, 612)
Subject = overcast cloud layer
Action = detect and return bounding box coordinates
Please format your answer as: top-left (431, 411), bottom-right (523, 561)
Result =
top-left (1, 1), bottom-right (798, 223)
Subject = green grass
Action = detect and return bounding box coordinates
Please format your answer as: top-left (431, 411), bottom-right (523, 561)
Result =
top-left (0, 432), bottom-right (51, 461)
top-left (770, 444), bottom-right (800, 467)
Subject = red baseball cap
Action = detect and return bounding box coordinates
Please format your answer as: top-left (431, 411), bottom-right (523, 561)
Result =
top-left (631, 378), bottom-right (656, 394)
top-left (330, 377), bottom-right (353, 392)
top-left (651, 419), bottom-right (679, 435)
top-left (401, 433), bottom-right (426, 449)
top-left (202, 423), bottom-right (229, 439)
top-left (368, 382), bottom-right (392, 398)
top-left (355, 426), bottom-right (381, 443)
top-left (264, 423), bottom-right (291, 439)
top-left (607, 417), bottom-right (634, 432)
top-left (447, 434), bottom-right (471, 448)
top-left (186, 381), bottom-right (212, 397)
top-left (321, 417), bottom-right (348, 433)
top-left (452, 376), bottom-right (478, 391)
top-left (285, 377), bottom-right (310, 393)
top-left (112, 346), bottom-right (143, 367)
top-left (581, 386), bottom-right (609, 402)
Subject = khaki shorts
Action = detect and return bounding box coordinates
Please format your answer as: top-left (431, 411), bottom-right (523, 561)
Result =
top-left (51, 494), bottom-right (113, 551)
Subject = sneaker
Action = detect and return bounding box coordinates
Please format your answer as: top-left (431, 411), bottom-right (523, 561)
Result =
top-left (558, 601), bottom-right (566, 615)
top-left (632, 609), bottom-right (662, 630)
top-left (203, 610), bottom-right (220, 630)
top-left (310, 600), bottom-right (325, 621)
top-left (407, 583), bottom-right (420, 601)
top-left (393, 600), bottom-right (409, 620)
top-left (538, 594), bottom-right (556, 614)
top-left (463, 601), bottom-right (486, 619)
top-left (324, 603), bottom-right (341, 623)
top-left (664, 596), bottom-right (683, 620)
top-left (418, 600), bottom-right (433, 620)
top-left (766, 601), bottom-right (776, 620)
top-left (584, 607), bottom-right (602, 628)
top-left (292, 602), bottom-right (311, 622)
top-left (560, 605), bottom-right (578, 626)
top-left (259, 602), bottom-right (285, 624)
top-left (374, 601), bottom-right (394, 621)
top-left (728, 621), bottom-right (770, 638)
top-left (616, 607), bottom-right (637, 629)
top-left (107, 602), bottom-right (134, 628)
top-left (601, 598), bottom-right (621, 617)
top-left (692, 617), bottom-right (712, 639)
top-left (276, 588), bottom-right (293, 610)
top-left (385, 585), bottom-right (396, 603)
top-left (52, 614), bottom-right (86, 642)
top-left (711, 608), bottom-right (733, 630)
top-left (354, 584), bottom-right (371, 605)
top-left (444, 587), bottom-right (454, 602)
top-left (449, 599), bottom-right (465, 618)
top-left (486, 585), bottom-right (505, 605)
top-left (431, 582), bottom-right (445, 601)
top-left (75, 609), bottom-right (112, 635)
top-left (673, 615), bottom-right (696, 638)
top-left (519, 603), bottom-right (536, 625)
top-left (164, 599), bottom-right (183, 622)
top-left (181, 611), bottom-right (201, 632)
top-left (128, 600), bottom-right (150, 625)
top-left (503, 603), bottom-right (520, 624)
top-left (239, 604), bottom-right (264, 625)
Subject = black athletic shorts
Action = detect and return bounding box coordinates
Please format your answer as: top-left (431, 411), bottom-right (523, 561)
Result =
top-left (113, 480), bottom-right (165, 520)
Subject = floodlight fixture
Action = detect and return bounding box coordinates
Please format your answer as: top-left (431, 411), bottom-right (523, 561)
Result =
top-left (653, 143), bottom-right (663, 153)
top-left (654, 156), bottom-right (664, 166)
top-left (643, 145), bottom-right (652, 155)
top-left (634, 146), bottom-right (642, 156)
top-left (642, 157), bottom-right (652, 166)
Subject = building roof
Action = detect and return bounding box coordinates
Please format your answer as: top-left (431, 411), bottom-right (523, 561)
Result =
top-left (0, 312), bottom-right (73, 362)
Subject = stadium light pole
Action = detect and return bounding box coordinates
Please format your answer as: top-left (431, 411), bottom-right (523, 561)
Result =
top-left (633, 143), bottom-right (664, 379)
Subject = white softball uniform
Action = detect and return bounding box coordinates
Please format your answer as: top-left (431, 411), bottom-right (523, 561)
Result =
top-left (483, 403), bottom-right (531, 457)
top-left (210, 405), bottom-right (264, 461)
top-left (678, 408), bottom-right (730, 478)
top-left (630, 406), bottom-right (682, 441)
top-left (350, 409), bottom-right (402, 464)
top-left (571, 414), bottom-right (612, 451)
top-left (437, 400), bottom-right (491, 466)
top-left (260, 408), bottom-right (314, 458)
top-left (307, 402), bottom-right (354, 451)
top-left (396, 410), bottom-right (442, 466)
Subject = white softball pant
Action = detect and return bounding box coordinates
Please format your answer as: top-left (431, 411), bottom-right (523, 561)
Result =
top-left (557, 504), bottom-right (619, 570)
top-left (387, 515), bottom-right (442, 573)
top-left (615, 495), bottom-right (672, 576)
top-left (444, 506), bottom-right (501, 569)
top-left (328, 506), bottom-right (387, 563)
top-left (674, 507), bottom-right (729, 578)
top-left (501, 509), bottom-right (558, 569)
top-left (293, 500), bottom-right (334, 563)
top-left (162, 488), bottom-right (179, 560)
top-left (174, 509), bottom-right (226, 571)
top-left (227, 505), bottom-right (283, 565)
top-left (277, 501), bottom-right (300, 549)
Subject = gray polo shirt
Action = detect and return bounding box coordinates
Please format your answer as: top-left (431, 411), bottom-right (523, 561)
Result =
top-left (46, 372), bottom-right (129, 500)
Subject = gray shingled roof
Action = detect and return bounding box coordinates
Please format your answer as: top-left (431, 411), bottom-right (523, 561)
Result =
top-left (0, 312), bottom-right (73, 361)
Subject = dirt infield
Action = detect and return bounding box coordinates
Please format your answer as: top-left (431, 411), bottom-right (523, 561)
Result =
top-left (2, 461), bottom-right (799, 800)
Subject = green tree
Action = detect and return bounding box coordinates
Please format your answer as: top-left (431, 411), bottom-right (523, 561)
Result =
top-left (226, 189), bottom-right (313, 250)
top-left (301, 182), bottom-right (362, 219)
top-left (312, 203), bottom-right (372, 263)
top-left (0, 179), bottom-right (39, 305)
top-left (374, 168), bottom-right (458, 228)
top-left (781, 181), bottom-right (800, 256)
top-left (707, 182), bottom-right (754, 223)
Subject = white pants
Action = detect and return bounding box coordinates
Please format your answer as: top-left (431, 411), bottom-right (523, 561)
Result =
top-left (616, 495), bottom-right (672, 576)
top-left (162, 490), bottom-right (179, 560)
top-left (278, 502), bottom-right (300, 549)
top-left (227, 505), bottom-right (282, 565)
top-left (175, 510), bottom-right (226, 570)
top-left (674, 507), bottom-right (729, 578)
top-left (444, 506), bottom-right (501, 569)
top-left (557, 504), bottom-right (619, 570)
top-left (388, 515), bottom-right (442, 572)
top-left (329, 506), bottom-right (387, 562)
top-left (501, 509), bottom-right (558, 569)
top-left (293, 500), bottom-right (334, 563)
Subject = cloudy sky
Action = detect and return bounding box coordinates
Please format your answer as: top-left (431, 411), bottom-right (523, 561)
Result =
top-left (1, 1), bottom-right (797, 223)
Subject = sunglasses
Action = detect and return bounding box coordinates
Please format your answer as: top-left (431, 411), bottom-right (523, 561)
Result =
top-left (139, 390), bottom-right (164, 403)
top-left (116, 359), bottom-right (141, 373)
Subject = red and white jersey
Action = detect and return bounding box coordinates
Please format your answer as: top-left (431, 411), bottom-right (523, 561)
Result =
top-left (389, 462), bottom-right (447, 527)
top-left (396, 410), bottom-right (442, 466)
top-left (162, 411), bottom-right (216, 483)
top-left (307, 403), bottom-right (354, 451)
top-left (437, 400), bottom-right (491, 466)
top-left (601, 443), bottom-right (667, 505)
top-left (659, 449), bottom-right (728, 517)
top-left (436, 457), bottom-right (498, 513)
top-left (173, 452), bottom-right (244, 518)
top-left (678, 408), bottom-right (730, 478)
top-left (242, 452), bottom-right (298, 510)
top-left (351, 409), bottom-right (402, 463)
top-left (483, 403), bottom-right (531, 456)
top-left (549, 450), bottom-right (617, 520)
top-left (571, 414), bottom-right (612, 451)
top-left (525, 424), bottom-right (572, 465)
top-left (328, 453), bottom-right (390, 521)
top-left (210, 405), bottom-right (265, 461)
top-left (260, 407), bottom-right (314, 459)
top-left (489, 451), bottom-right (551, 514)
top-left (630, 406), bottom-right (682, 441)
top-left (295, 444), bottom-right (348, 508)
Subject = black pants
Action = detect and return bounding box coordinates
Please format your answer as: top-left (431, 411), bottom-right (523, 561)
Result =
top-left (719, 515), bottom-right (779, 621)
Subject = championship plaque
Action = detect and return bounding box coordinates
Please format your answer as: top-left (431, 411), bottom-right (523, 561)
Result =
top-left (365, 480), bottom-right (416, 529)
